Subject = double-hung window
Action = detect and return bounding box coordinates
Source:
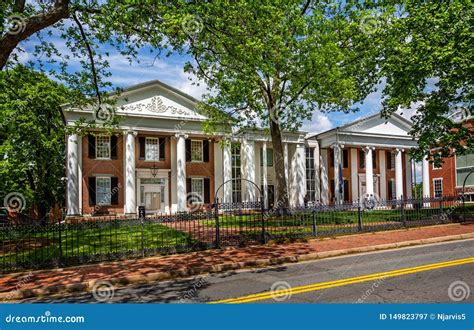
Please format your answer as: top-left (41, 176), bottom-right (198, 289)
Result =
top-left (191, 140), bottom-right (203, 162)
top-left (96, 135), bottom-right (111, 159)
top-left (145, 137), bottom-right (160, 161)
top-left (96, 177), bottom-right (111, 205)
top-left (191, 178), bottom-right (204, 203)
top-left (433, 178), bottom-right (443, 198)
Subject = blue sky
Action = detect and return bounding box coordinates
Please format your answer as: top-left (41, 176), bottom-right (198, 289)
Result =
top-left (17, 33), bottom-right (415, 135)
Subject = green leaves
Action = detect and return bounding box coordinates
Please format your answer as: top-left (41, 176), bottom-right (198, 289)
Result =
top-left (169, 0), bottom-right (385, 132)
top-left (380, 0), bottom-right (473, 161)
top-left (0, 65), bottom-right (69, 217)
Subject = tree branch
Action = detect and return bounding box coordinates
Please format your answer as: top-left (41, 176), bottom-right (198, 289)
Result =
top-left (0, 0), bottom-right (70, 69)
top-left (72, 12), bottom-right (102, 106)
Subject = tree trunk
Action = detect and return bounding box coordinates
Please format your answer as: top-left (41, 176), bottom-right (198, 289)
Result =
top-left (269, 118), bottom-right (290, 211)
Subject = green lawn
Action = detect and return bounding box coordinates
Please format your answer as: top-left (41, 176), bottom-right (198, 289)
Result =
top-left (0, 221), bottom-right (195, 271)
top-left (204, 206), bottom-right (449, 229)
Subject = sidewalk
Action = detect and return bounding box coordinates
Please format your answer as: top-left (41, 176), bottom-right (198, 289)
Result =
top-left (1, 223), bottom-right (473, 301)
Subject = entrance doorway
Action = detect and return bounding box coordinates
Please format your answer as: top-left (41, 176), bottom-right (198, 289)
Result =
top-left (358, 174), bottom-right (380, 199)
top-left (138, 177), bottom-right (169, 214)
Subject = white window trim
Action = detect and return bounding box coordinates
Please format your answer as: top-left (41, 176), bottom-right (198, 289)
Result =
top-left (190, 177), bottom-right (205, 204)
top-left (191, 140), bottom-right (204, 162)
top-left (145, 137), bottom-right (160, 161)
top-left (455, 153), bottom-right (474, 170)
top-left (96, 176), bottom-right (112, 205)
top-left (96, 135), bottom-right (111, 160)
top-left (432, 177), bottom-right (443, 198)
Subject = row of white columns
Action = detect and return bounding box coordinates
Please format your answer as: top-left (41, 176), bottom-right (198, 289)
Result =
top-left (219, 139), bottom-right (305, 208)
top-left (328, 145), bottom-right (431, 202)
top-left (67, 133), bottom-right (430, 215)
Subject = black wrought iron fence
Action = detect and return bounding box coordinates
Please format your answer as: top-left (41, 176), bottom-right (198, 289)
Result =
top-left (0, 195), bottom-right (470, 273)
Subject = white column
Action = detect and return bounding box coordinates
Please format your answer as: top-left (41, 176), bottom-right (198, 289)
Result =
top-left (320, 149), bottom-right (329, 204)
top-left (78, 136), bottom-right (83, 213)
top-left (170, 137), bottom-right (177, 212)
top-left (124, 131), bottom-right (137, 215)
top-left (395, 148), bottom-right (404, 199)
top-left (67, 134), bottom-right (80, 216)
top-left (333, 144), bottom-right (342, 204)
top-left (350, 148), bottom-right (358, 202)
top-left (422, 156), bottom-right (430, 198)
top-left (405, 155), bottom-right (413, 199)
top-left (214, 141), bottom-right (223, 201)
top-left (295, 142), bottom-right (306, 207)
top-left (223, 142), bottom-right (233, 203)
top-left (175, 133), bottom-right (187, 211)
top-left (365, 147), bottom-right (374, 197)
top-left (262, 142), bottom-right (268, 208)
top-left (241, 138), bottom-right (256, 202)
top-left (313, 144), bottom-right (321, 202)
top-left (379, 150), bottom-right (387, 200)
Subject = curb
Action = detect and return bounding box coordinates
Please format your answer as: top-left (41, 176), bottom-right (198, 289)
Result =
top-left (1, 231), bottom-right (473, 301)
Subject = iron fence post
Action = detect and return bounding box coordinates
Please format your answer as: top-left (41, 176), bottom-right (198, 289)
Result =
top-left (214, 198), bottom-right (220, 248)
top-left (400, 195), bottom-right (406, 227)
top-left (312, 209), bottom-right (317, 236)
top-left (261, 199), bottom-right (266, 244)
top-left (58, 209), bottom-right (63, 266)
top-left (357, 199), bottom-right (363, 231)
top-left (140, 213), bottom-right (145, 258)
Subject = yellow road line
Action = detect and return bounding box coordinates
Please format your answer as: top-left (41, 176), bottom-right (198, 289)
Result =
top-left (210, 257), bottom-right (474, 304)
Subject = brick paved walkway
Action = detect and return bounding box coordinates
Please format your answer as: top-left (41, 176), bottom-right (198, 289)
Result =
top-left (1, 223), bottom-right (473, 295)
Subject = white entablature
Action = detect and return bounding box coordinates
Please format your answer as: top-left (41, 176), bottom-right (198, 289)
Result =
top-left (62, 80), bottom-right (208, 126)
top-left (312, 112), bottom-right (418, 149)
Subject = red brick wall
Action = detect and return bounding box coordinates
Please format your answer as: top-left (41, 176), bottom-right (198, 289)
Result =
top-left (81, 134), bottom-right (124, 215)
top-left (80, 134), bottom-right (216, 215)
top-left (186, 139), bottom-right (216, 204)
top-left (429, 156), bottom-right (456, 197)
top-left (135, 134), bottom-right (172, 170)
top-left (428, 120), bottom-right (473, 197)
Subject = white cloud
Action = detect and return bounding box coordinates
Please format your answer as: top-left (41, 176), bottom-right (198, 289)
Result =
top-left (301, 111), bottom-right (333, 134)
top-left (101, 54), bottom-right (209, 100)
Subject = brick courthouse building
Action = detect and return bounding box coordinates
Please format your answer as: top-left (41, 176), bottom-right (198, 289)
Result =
top-left (63, 80), bottom-right (468, 217)
top-left (428, 117), bottom-right (474, 202)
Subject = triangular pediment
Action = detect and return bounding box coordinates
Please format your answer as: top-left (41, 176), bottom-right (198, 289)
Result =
top-left (115, 81), bottom-right (207, 121)
top-left (343, 113), bottom-right (412, 136)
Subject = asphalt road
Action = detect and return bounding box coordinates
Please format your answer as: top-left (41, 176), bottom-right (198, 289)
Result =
top-left (19, 239), bottom-right (474, 304)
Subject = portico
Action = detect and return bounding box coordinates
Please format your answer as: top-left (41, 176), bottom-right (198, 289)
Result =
top-left (63, 80), bottom-right (308, 217)
top-left (305, 113), bottom-right (426, 204)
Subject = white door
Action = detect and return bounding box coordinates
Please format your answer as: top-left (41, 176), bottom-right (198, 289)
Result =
top-left (138, 178), bottom-right (168, 213)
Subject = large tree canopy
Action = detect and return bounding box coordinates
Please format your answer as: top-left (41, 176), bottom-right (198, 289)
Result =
top-left (1, 0), bottom-right (168, 107)
top-left (381, 0), bottom-right (473, 163)
top-left (159, 0), bottom-right (390, 207)
top-left (0, 65), bottom-right (69, 220)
